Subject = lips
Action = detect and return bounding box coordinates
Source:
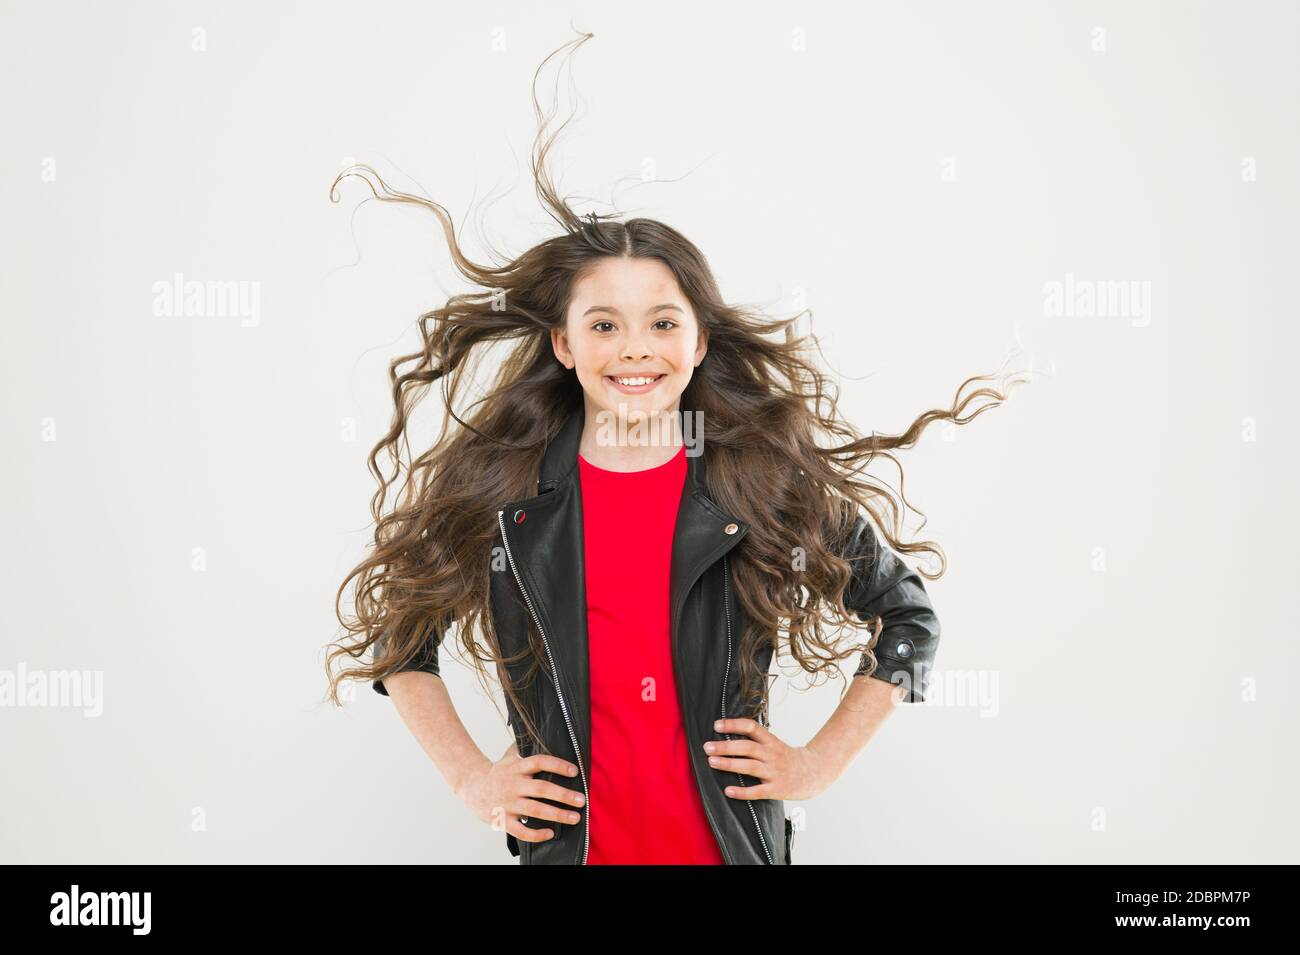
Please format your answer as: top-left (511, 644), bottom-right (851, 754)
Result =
top-left (605, 373), bottom-right (666, 393)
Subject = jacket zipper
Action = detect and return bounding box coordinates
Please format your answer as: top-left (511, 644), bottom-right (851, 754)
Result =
top-left (720, 553), bottom-right (775, 864)
top-left (497, 508), bottom-right (590, 865)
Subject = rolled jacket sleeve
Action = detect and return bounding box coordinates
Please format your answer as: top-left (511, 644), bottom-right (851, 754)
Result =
top-left (371, 614), bottom-right (450, 697)
top-left (839, 508), bottom-right (941, 702)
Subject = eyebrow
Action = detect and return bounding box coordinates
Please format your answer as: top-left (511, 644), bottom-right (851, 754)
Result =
top-left (581, 303), bottom-right (686, 318)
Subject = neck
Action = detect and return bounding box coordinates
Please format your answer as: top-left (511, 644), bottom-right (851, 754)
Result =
top-left (577, 397), bottom-right (685, 473)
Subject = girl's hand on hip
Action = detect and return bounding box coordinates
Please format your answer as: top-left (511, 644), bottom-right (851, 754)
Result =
top-left (459, 742), bottom-right (586, 844)
top-left (705, 718), bottom-right (834, 802)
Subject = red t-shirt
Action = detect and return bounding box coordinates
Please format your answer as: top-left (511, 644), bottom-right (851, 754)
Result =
top-left (578, 443), bottom-right (725, 865)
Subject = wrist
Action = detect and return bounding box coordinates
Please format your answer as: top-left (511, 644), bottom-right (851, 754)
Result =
top-left (801, 741), bottom-right (845, 792)
top-left (448, 753), bottom-right (492, 802)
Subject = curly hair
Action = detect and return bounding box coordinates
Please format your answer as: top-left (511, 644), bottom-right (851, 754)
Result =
top-left (321, 30), bottom-right (1028, 751)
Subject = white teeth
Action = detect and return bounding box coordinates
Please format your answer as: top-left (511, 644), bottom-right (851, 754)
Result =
top-left (611, 375), bottom-right (659, 386)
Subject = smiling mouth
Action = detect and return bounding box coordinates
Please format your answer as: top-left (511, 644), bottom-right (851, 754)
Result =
top-left (605, 374), bottom-right (666, 387)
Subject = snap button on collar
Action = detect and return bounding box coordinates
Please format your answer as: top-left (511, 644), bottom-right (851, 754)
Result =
top-left (724, 522), bottom-right (738, 534)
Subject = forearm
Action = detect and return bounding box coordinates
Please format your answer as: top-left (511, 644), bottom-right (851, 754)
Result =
top-left (382, 671), bottom-right (491, 799)
top-left (805, 674), bottom-right (906, 782)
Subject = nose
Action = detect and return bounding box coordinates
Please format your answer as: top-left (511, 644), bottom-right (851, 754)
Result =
top-left (620, 335), bottom-right (653, 363)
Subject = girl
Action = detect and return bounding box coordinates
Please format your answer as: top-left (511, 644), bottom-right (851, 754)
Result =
top-left (324, 33), bottom-right (1024, 864)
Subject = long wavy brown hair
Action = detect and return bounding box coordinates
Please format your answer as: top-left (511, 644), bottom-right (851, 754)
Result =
top-left (322, 31), bottom-right (1028, 751)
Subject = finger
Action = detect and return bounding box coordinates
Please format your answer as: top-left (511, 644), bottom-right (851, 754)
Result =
top-left (707, 755), bottom-right (770, 777)
top-left (514, 797), bottom-right (583, 827)
top-left (522, 754), bottom-right (581, 779)
top-left (723, 781), bottom-right (777, 800)
top-left (704, 737), bottom-right (761, 758)
top-left (713, 717), bottom-right (771, 742)
top-left (520, 777), bottom-right (587, 811)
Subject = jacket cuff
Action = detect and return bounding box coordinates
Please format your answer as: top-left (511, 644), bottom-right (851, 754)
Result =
top-left (372, 665), bottom-right (441, 697)
top-left (371, 621), bottom-right (444, 696)
top-left (854, 647), bottom-right (932, 702)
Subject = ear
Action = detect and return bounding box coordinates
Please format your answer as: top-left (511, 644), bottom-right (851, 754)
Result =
top-left (694, 325), bottom-right (708, 367)
top-left (550, 324), bottom-right (573, 369)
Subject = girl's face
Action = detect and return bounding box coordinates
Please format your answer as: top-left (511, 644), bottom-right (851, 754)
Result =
top-left (552, 255), bottom-right (707, 425)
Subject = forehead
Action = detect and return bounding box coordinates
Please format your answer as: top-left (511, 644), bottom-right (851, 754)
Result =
top-left (569, 256), bottom-right (687, 307)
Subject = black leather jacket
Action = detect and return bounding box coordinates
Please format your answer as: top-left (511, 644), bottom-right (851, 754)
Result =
top-left (373, 404), bottom-right (941, 864)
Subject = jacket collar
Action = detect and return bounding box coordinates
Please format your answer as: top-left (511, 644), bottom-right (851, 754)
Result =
top-left (536, 401), bottom-right (715, 498)
top-left (523, 402), bottom-right (752, 604)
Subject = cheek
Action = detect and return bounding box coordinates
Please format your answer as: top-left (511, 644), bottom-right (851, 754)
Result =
top-left (670, 345), bottom-right (700, 373)
top-left (572, 341), bottom-right (611, 373)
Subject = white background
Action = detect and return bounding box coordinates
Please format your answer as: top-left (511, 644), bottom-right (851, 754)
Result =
top-left (2, 0), bottom-right (1297, 863)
